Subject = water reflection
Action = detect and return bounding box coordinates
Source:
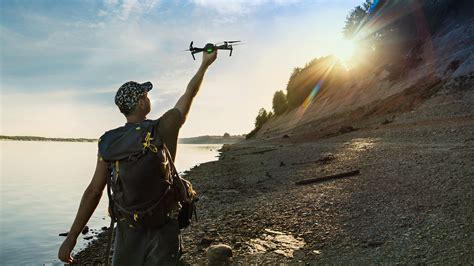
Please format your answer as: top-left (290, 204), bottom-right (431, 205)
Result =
top-left (0, 141), bottom-right (221, 265)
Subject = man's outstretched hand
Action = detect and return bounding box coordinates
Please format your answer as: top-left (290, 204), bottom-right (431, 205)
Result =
top-left (202, 49), bottom-right (217, 68)
top-left (58, 236), bottom-right (77, 264)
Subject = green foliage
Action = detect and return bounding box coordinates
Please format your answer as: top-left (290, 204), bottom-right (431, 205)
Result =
top-left (290, 67), bottom-right (303, 79)
top-left (245, 126), bottom-right (261, 139)
top-left (272, 90), bottom-right (288, 116)
top-left (343, 4), bottom-right (369, 39)
top-left (342, 0), bottom-right (386, 39)
top-left (254, 108), bottom-right (272, 128)
top-left (223, 132), bottom-right (230, 137)
top-left (286, 56), bottom-right (344, 110)
top-left (246, 108), bottom-right (273, 139)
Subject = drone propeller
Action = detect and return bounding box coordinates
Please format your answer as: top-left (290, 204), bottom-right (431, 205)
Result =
top-left (215, 40), bottom-right (241, 46)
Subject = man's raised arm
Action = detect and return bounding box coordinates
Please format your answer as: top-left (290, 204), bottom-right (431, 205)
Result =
top-left (174, 50), bottom-right (217, 124)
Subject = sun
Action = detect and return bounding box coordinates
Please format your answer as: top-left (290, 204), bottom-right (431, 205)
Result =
top-left (334, 39), bottom-right (357, 63)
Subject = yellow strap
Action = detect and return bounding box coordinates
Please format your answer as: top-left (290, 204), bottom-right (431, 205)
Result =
top-left (133, 213), bottom-right (138, 222)
top-left (115, 161), bottom-right (119, 179)
top-left (142, 132), bottom-right (158, 153)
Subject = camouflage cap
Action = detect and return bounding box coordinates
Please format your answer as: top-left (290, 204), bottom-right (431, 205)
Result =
top-left (115, 81), bottom-right (153, 114)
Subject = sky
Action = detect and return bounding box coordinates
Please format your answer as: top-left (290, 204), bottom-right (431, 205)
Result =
top-left (0, 0), bottom-right (362, 138)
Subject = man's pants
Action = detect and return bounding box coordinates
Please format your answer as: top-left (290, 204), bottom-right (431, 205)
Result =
top-left (112, 218), bottom-right (180, 266)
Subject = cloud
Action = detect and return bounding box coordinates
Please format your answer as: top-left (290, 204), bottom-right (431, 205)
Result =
top-left (189, 0), bottom-right (305, 16)
top-left (190, 0), bottom-right (267, 15)
top-left (101, 0), bottom-right (160, 20)
top-left (0, 11), bottom-right (176, 93)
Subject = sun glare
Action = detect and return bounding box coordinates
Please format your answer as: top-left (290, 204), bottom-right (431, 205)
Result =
top-left (334, 39), bottom-right (356, 64)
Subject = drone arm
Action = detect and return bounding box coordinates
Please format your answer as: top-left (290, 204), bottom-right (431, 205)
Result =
top-left (215, 44), bottom-right (231, 50)
top-left (191, 48), bottom-right (205, 60)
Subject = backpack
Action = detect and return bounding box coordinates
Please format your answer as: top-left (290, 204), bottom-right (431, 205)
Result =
top-left (98, 119), bottom-right (197, 230)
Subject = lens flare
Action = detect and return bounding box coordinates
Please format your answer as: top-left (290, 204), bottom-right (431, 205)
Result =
top-left (300, 81), bottom-right (323, 114)
top-left (368, 0), bottom-right (380, 14)
top-left (298, 60), bottom-right (336, 116)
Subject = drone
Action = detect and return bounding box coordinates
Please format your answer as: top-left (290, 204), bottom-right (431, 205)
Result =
top-left (185, 41), bottom-right (242, 60)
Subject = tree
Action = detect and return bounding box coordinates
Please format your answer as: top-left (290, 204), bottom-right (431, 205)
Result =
top-left (246, 108), bottom-right (273, 139)
top-left (223, 132), bottom-right (230, 137)
top-left (272, 90), bottom-right (288, 116)
top-left (343, 5), bottom-right (368, 39)
top-left (342, 0), bottom-right (386, 39)
top-left (255, 108), bottom-right (272, 128)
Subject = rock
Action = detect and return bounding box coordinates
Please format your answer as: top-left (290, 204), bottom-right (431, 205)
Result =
top-left (200, 235), bottom-right (214, 246)
top-left (82, 226), bottom-right (89, 235)
top-left (84, 236), bottom-right (93, 240)
top-left (364, 240), bottom-right (384, 247)
top-left (280, 161), bottom-right (286, 167)
top-left (59, 232), bottom-right (68, 237)
top-left (206, 244), bottom-right (233, 266)
top-left (339, 126), bottom-right (355, 134)
top-left (101, 226), bottom-right (108, 231)
top-left (381, 118), bottom-right (393, 125)
top-left (282, 134), bottom-right (290, 138)
top-left (319, 153), bottom-right (335, 163)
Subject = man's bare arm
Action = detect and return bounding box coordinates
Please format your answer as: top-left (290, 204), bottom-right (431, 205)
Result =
top-left (175, 50), bottom-right (217, 124)
top-left (58, 158), bottom-right (108, 263)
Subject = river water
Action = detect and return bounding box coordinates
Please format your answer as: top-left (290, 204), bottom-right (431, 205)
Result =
top-left (0, 141), bottom-right (222, 265)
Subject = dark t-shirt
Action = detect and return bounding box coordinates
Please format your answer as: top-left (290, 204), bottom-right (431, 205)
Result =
top-left (155, 108), bottom-right (183, 161)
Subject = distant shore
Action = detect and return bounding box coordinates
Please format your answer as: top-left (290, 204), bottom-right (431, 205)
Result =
top-left (0, 135), bottom-right (244, 144)
top-left (179, 135), bottom-right (244, 145)
top-left (0, 135), bottom-right (97, 142)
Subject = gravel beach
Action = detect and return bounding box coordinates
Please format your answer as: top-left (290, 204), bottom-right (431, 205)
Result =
top-left (73, 77), bottom-right (473, 264)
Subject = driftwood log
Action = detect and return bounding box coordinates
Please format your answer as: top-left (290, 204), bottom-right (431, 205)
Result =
top-left (295, 169), bottom-right (360, 185)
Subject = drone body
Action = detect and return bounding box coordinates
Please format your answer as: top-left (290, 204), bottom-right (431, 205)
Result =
top-left (186, 41), bottom-right (241, 60)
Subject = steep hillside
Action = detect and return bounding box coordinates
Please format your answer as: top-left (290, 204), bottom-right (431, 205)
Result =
top-left (254, 6), bottom-right (473, 141)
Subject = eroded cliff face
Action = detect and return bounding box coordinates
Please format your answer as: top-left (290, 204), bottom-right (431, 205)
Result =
top-left (253, 8), bottom-right (473, 142)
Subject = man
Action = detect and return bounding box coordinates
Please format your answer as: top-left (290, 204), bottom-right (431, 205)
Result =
top-left (58, 50), bottom-right (217, 265)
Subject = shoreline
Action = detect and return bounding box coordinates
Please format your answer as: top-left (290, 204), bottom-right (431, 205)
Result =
top-left (73, 86), bottom-right (473, 264)
top-left (1, 135), bottom-right (243, 144)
